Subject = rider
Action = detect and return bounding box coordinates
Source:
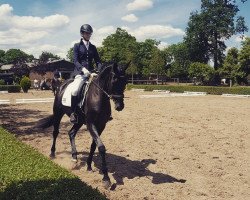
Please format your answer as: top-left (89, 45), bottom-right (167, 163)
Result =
top-left (70, 24), bottom-right (102, 124)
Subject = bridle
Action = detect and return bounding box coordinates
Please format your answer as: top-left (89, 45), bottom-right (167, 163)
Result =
top-left (91, 71), bottom-right (125, 100)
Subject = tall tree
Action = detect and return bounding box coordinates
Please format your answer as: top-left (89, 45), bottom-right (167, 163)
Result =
top-left (184, 0), bottom-right (248, 70)
top-left (134, 39), bottom-right (160, 77)
top-left (239, 37), bottom-right (250, 77)
top-left (219, 47), bottom-right (244, 85)
top-left (66, 47), bottom-right (73, 62)
top-left (100, 28), bottom-right (137, 64)
top-left (0, 50), bottom-right (5, 63)
top-left (143, 48), bottom-right (165, 79)
top-left (3, 49), bottom-right (33, 64)
top-left (163, 43), bottom-right (191, 79)
top-left (39, 51), bottom-right (60, 64)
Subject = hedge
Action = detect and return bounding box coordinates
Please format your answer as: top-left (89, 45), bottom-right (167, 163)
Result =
top-left (0, 85), bottom-right (21, 93)
top-left (127, 84), bottom-right (250, 95)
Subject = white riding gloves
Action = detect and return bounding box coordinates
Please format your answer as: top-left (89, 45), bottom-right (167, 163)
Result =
top-left (81, 67), bottom-right (90, 77)
top-left (91, 73), bottom-right (98, 78)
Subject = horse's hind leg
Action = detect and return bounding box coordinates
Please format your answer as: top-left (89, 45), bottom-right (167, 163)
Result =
top-left (68, 118), bottom-right (84, 162)
top-left (50, 112), bottom-right (64, 158)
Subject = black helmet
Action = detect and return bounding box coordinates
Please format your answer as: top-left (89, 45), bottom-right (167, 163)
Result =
top-left (80, 24), bottom-right (93, 34)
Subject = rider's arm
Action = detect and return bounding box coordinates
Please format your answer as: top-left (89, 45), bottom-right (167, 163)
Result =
top-left (93, 46), bottom-right (101, 71)
top-left (73, 43), bottom-right (83, 71)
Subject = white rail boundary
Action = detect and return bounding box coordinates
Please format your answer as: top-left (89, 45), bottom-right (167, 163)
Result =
top-left (0, 99), bottom-right (10, 104)
top-left (221, 94), bottom-right (250, 98)
top-left (152, 90), bottom-right (170, 93)
top-left (16, 98), bottom-right (54, 104)
top-left (0, 91), bottom-right (8, 94)
top-left (131, 88), bottom-right (145, 92)
top-left (140, 91), bottom-right (207, 98)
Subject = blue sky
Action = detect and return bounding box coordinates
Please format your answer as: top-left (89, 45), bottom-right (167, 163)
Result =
top-left (0, 0), bottom-right (249, 58)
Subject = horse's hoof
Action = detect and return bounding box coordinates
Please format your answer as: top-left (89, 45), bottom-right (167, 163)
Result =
top-left (102, 180), bottom-right (111, 189)
top-left (71, 158), bottom-right (78, 163)
top-left (50, 153), bottom-right (55, 159)
top-left (87, 166), bottom-right (92, 171)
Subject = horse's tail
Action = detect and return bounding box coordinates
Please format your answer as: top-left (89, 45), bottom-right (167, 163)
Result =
top-left (35, 115), bottom-right (54, 129)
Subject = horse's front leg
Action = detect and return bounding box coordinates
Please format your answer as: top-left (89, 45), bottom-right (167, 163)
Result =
top-left (68, 120), bottom-right (84, 162)
top-left (87, 123), bottom-right (111, 188)
top-left (87, 139), bottom-right (96, 171)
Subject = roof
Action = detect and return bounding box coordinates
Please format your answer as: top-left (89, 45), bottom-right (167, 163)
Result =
top-left (0, 64), bottom-right (14, 70)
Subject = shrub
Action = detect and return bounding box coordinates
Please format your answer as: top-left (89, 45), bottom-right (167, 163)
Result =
top-left (0, 79), bottom-right (5, 85)
top-left (127, 84), bottom-right (250, 95)
top-left (0, 85), bottom-right (21, 93)
top-left (20, 76), bottom-right (31, 93)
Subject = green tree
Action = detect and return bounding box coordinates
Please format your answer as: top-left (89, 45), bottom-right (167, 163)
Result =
top-left (219, 47), bottom-right (245, 85)
top-left (143, 48), bottom-right (165, 79)
top-left (188, 62), bottom-right (215, 85)
top-left (39, 51), bottom-right (60, 64)
top-left (135, 39), bottom-right (160, 77)
top-left (101, 28), bottom-right (136, 64)
top-left (0, 50), bottom-right (5, 63)
top-left (163, 43), bottom-right (191, 79)
top-left (184, 0), bottom-right (248, 70)
top-left (66, 47), bottom-right (74, 62)
top-left (239, 37), bottom-right (250, 78)
top-left (3, 49), bottom-right (33, 64)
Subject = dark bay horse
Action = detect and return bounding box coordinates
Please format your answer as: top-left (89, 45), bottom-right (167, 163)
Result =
top-left (36, 62), bottom-right (128, 187)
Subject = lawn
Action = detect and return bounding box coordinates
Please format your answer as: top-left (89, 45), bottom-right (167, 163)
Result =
top-left (0, 126), bottom-right (107, 200)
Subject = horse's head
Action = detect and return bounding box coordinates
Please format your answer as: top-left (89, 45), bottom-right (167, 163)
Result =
top-left (110, 62), bottom-right (129, 111)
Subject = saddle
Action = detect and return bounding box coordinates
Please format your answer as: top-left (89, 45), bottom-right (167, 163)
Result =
top-left (61, 80), bottom-right (90, 108)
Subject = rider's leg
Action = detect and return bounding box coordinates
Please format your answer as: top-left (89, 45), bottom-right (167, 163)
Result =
top-left (70, 75), bottom-right (85, 124)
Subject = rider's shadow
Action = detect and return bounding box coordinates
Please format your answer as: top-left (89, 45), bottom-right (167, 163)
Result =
top-left (80, 151), bottom-right (186, 186)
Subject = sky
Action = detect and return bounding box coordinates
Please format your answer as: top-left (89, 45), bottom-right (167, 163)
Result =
top-left (0, 0), bottom-right (250, 59)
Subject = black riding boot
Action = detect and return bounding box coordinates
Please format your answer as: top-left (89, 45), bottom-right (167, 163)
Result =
top-left (70, 95), bottom-right (78, 124)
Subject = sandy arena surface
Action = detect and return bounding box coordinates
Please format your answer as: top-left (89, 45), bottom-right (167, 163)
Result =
top-left (0, 89), bottom-right (250, 200)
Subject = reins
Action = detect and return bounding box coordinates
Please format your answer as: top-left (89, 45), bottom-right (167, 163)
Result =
top-left (90, 71), bottom-right (124, 100)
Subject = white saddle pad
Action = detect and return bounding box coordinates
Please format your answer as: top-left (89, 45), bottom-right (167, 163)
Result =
top-left (62, 81), bottom-right (90, 107)
top-left (62, 82), bottom-right (75, 107)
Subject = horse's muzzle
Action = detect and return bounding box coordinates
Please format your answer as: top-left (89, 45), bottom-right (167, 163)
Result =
top-left (114, 101), bottom-right (124, 111)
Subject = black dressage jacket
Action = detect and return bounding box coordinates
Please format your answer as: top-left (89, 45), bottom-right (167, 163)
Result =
top-left (73, 39), bottom-right (101, 76)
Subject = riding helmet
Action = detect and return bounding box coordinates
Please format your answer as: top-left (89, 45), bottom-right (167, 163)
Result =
top-left (80, 24), bottom-right (93, 34)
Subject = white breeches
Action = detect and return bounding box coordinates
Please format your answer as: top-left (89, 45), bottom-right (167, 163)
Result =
top-left (71, 74), bottom-right (86, 96)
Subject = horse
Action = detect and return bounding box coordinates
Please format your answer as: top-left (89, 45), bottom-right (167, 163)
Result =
top-left (51, 77), bottom-right (61, 96)
top-left (36, 62), bottom-right (129, 188)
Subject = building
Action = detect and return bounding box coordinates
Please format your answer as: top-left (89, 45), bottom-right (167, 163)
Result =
top-left (30, 59), bottom-right (74, 81)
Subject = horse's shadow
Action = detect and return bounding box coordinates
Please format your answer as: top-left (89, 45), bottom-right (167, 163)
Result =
top-left (76, 151), bottom-right (186, 187)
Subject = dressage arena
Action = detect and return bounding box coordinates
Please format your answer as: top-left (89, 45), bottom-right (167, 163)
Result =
top-left (0, 90), bottom-right (249, 200)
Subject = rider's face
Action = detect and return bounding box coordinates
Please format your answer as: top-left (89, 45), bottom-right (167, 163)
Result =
top-left (83, 32), bottom-right (92, 41)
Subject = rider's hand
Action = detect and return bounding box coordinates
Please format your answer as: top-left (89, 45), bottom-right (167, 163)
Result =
top-left (91, 73), bottom-right (98, 78)
top-left (82, 67), bottom-right (90, 76)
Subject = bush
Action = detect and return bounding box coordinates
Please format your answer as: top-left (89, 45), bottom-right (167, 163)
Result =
top-left (127, 84), bottom-right (250, 95)
top-left (0, 85), bottom-right (21, 93)
top-left (0, 79), bottom-right (5, 85)
top-left (20, 76), bottom-right (31, 93)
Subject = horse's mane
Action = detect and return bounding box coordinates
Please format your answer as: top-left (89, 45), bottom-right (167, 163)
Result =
top-left (96, 62), bottom-right (114, 81)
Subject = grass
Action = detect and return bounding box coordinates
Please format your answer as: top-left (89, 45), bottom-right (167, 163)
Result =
top-left (0, 127), bottom-right (107, 200)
